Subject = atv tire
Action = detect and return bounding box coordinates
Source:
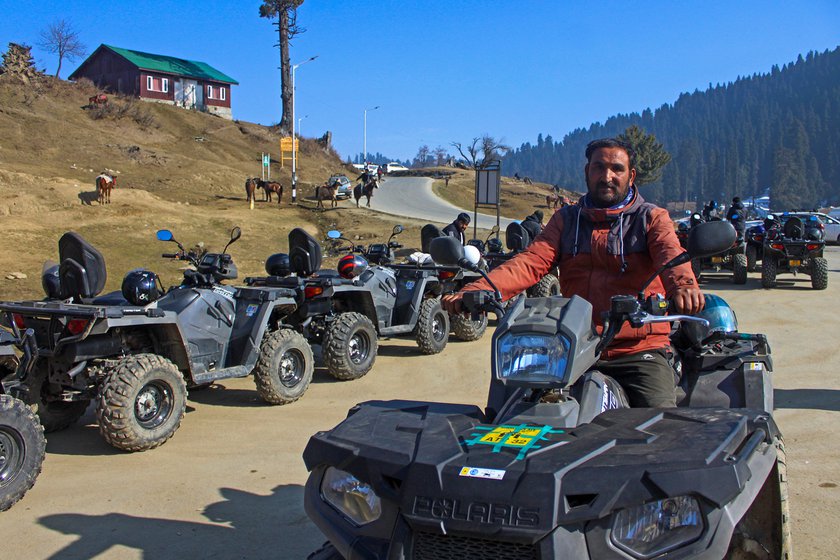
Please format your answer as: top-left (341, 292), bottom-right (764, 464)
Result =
top-left (761, 257), bottom-right (777, 289)
top-left (96, 353), bottom-right (187, 452)
top-left (24, 362), bottom-right (89, 432)
top-left (0, 395), bottom-right (46, 512)
top-left (308, 542), bottom-right (344, 560)
top-left (727, 438), bottom-right (791, 560)
top-left (323, 312), bottom-right (377, 381)
top-left (811, 257), bottom-right (828, 290)
top-left (691, 258), bottom-right (703, 282)
top-left (733, 253), bottom-right (748, 285)
top-left (746, 244), bottom-right (758, 272)
top-left (528, 273), bottom-right (562, 297)
top-left (416, 298), bottom-right (449, 354)
top-left (254, 329), bottom-right (314, 404)
top-left (450, 312), bottom-right (488, 342)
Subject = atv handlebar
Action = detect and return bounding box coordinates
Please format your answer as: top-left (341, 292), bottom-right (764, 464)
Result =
top-left (162, 253), bottom-right (179, 259)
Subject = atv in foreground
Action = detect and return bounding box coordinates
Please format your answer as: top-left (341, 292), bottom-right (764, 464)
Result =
top-left (0, 326), bottom-right (45, 511)
top-left (302, 220), bottom-right (788, 559)
top-left (0, 228), bottom-right (313, 452)
top-left (762, 214), bottom-right (828, 290)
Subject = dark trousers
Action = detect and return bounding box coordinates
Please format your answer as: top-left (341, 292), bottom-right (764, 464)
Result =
top-left (594, 348), bottom-right (676, 408)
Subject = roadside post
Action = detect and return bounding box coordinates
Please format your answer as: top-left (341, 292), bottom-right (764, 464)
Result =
top-left (474, 160), bottom-right (501, 239)
top-left (280, 137), bottom-right (297, 202)
top-left (261, 153), bottom-right (271, 181)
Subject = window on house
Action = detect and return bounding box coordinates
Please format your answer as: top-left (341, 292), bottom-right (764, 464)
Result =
top-left (146, 75), bottom-right (152, 91)
top-left (162, 78), bottom-right (169, 93)
top-left (207, 85), bottom-right (214, 99)
top-left (220, 87), bottom-right (226, 101)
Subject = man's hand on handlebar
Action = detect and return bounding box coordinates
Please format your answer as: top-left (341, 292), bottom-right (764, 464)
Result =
top-left (672, 285), bottom-right (704, 315)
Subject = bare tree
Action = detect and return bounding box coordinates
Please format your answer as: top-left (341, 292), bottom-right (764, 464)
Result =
top-left (451, 135), bottom-right (510, 169)
top-left (259, 0), bottom-right (305, 134)
top-left (38, 19), bottom-right (86, 79)
top-left (433, 146), bottom-right (449, 166)
top-left (413, 145), bottom-right (430, 167)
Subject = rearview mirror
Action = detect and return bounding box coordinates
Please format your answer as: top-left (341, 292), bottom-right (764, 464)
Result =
top-left (230, 227), bottom-right (242, 243)
top-left (327, 230), bottom-right (341, 239)
top-left (156, 230), bottom-right (173, 242)
top-left (393, 225), bottom-right (404, 235)
top-left (429, 236), bottom-right (464, 266)
top-left (687, 220), bottom-right (737, 258)
top-left (491, 225), bottom-right (500, 234)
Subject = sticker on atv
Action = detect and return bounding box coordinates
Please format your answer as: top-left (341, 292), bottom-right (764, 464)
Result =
top-left (213, 286), bottom-right (236, 301)
top-left (459, 466), bottom-right (505, 480)
top-left (245, 304), bottom-right (259, 317)
top-left (404, 280), bottom-right (416, 290)
top-left (465, 424), bottom-right (567, 460)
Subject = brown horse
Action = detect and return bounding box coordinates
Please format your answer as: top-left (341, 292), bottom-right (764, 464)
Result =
top-left (354, 179), bottom-right (378, 208)
top-left (88, 93), bottom-right (108, 107)
top-left (315, 183), bottom-right (339, 209)
top-left (257, 179), bottom-right (283, 203)
top-left (245, 177), bottom-right (257, 209)
top-left (96, 175), bottom-right (116, 204)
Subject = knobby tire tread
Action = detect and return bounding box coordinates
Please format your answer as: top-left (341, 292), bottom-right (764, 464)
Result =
top-left (323, 312), bottom-right (377, 381)
top-left (0, 395), bottom-right (46, 511)
top-left (254, 329), bottom-right (314, 404)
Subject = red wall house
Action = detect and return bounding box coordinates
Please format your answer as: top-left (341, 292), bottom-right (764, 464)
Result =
top-left (70, 44), bottom-right (238, 119)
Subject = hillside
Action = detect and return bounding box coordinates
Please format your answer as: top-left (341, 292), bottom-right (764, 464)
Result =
top-left (504, 46), bottom-right (840, 209)
top-left (0, 77), bottom-right (423, 301)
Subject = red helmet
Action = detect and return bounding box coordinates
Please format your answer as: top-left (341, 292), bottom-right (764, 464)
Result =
top-left (338, 254), bottom-right (369, 279)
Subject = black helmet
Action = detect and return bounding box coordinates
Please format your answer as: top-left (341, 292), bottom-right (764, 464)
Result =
top-left (41, 261), bottom-right (61, 299)
top-left (265, 253), bottom-right (291, 277)
top-left (338, 254), bottom-right (369, 279)
top-left (121, 269), bottom-right (162, 306)
top-left (487, 237), bottom-right (503, 253)
top-left (457, 212), bottom-right (471, 224)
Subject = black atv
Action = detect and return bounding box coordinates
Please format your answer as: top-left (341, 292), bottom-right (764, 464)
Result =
top-left (302, 220), bottom-right (789, 560)
top-left (745, 223), bottom-right (766, 272)
top-left (484, 221), bottom-right (561, 297)
top-left (0, 325), bottom-right (45, 511)
top-left (0, 227), bottom-right (314, 452)
top-left (685, 213), bottom-right (747, 284)
top-left (762, 214), bottom-right (828, 290)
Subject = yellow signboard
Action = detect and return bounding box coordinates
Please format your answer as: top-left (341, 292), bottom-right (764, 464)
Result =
top-left (280, 137), bottom-right (297, 168)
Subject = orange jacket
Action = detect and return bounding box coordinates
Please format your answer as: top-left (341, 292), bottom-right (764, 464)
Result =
top-left (466, 191), bottom-right (697, 358)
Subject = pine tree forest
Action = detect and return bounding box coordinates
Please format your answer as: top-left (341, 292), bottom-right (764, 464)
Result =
top-left (503, 47), bottom-right (840, 211)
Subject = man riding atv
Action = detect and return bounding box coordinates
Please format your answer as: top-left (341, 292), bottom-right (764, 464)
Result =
top-left (443, 138), bottom-right (702, 407)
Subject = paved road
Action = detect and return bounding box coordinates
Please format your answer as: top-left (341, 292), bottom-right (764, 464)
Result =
top-left (373, 176), bottom-right (516, 230)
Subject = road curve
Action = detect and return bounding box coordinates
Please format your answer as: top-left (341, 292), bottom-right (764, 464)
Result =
top-left (370, 176), bottom-right (516, 230)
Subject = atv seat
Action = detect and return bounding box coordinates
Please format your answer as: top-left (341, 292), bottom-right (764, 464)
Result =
top-left (421, 224), bottom-right (444, 253)
top-left (58, 232), bottom-right (107, 301)
top-left (783, 216), bottom-right (804, 239)
top-left (87, 290), bottom-right (129, 306)
top-left (288, 228), bottom-right (322, 277)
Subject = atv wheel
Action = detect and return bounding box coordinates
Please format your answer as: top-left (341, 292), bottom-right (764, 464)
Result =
top-left (528, 273), bottom-right (562, 297)
top-left (746, 244), bottom-right (758, 272)
top-left (24, 362), bottom-right (89, 432)
top-left (450, 312), bottom-right (488, 342)
top-left (416, 298), bottom-right (450, 354)
top-left (323, 312), bottom-right (378, 381)
top-left (0, 395), bottom-right (46, 512)
top-left (254, 329), bottom-right (314, 404)
top-left (691, 258), bottom-right (703, 282)
top-left (727, 439), bottom-right (791, 560)
top-left (733, 253), bottom-right (748, 285)
top-left (96, 354), bottom-right (187, 452)
top-left (761, 257), bottom-right (777, 289)
top-left (308, 542), bottom-right (344, 560)
top-left (811, 257), bottom-right (828, 290)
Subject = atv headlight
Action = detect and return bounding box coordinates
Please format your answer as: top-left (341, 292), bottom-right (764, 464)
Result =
top-left (320, 467), bottom-right (381, 526)
top-left (497, 333), bottom-right (570, 384)
top-left (610, 496), bottom-right (704, 558)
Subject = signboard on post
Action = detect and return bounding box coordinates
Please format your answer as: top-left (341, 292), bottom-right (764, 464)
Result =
top-left (280, 137), bottom-right (297, 168)
top-left (473, 160), bottom-right (502, 237)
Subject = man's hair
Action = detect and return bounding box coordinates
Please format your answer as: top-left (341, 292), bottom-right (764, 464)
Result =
top-left (457, 212), bottom-right (471, 224)
top-left (585, 138), bottom-right (636, 170)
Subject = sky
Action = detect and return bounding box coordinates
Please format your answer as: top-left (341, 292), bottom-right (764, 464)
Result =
top-left (2, 1), bottom-right (839, 164)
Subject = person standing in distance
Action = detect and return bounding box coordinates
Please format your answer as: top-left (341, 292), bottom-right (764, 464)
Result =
top-left (443, 138), bottom-right (703, 408)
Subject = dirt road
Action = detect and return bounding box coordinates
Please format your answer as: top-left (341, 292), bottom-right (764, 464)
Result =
top-left (2, 249), bottom-right (839, 559)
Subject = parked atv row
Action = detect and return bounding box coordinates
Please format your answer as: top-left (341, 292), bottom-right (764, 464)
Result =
top-left (303, 220), bottom-right (789, 560)
top-left (760, 214), bottom-right (828, 290)
top-left (679, 213), bottom-right (748, 284)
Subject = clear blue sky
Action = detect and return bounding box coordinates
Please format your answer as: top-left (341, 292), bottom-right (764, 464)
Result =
top-left (2, 1), bottom-right (839, 163)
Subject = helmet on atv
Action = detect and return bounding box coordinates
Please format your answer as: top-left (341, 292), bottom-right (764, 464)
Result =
top-left (487, 237), bottom-right (503, 253)
top-left (265, 253), bottom-right (291, 277)
top-left (121, 269), bottom-right (162, 306)
top-left (678, 294), bottom-right (738, 348)
top-left (338, 254), bottom-right (369, 279)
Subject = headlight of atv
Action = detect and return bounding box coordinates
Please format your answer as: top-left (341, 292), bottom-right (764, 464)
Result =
top-left (497, 333), bottom-right (570, 384)
top-left (320, 467), bottom-right (382, 526)
top-left (610, 496), bottom-right (704, 558)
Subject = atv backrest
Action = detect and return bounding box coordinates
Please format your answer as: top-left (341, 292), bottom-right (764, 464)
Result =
top-left (420, 224), bottom-right (444, 253)
top-left (57, 232), bottom-right (106, 299)
top-left (288, 228), bottom-right (322, 277)
top-left (783, 216), bottom-right (804, 239)
top-left (506, 222), bottom-right (531, 251)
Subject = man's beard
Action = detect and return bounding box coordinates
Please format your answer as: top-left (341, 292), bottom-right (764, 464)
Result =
top-left (588, 179), bottom-right (629, 208)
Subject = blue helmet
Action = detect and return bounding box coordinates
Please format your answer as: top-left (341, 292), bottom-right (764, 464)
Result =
top-left (697, 294), bottom-right (738, 334)
top-left (121, 269), bottom-right (162, 306)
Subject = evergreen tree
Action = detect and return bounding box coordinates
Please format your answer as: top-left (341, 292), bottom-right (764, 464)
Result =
top-left (618, 125), bottom-right (671, 186)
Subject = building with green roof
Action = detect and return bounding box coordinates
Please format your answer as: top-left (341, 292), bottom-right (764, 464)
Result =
top-left (69, 44), bottom-right (239, 120)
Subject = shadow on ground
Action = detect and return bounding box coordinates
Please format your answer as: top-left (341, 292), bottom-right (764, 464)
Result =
top-left (38, 484), bottom-right (323, 559)
top-left (775, 388), bottom-right (840, 412)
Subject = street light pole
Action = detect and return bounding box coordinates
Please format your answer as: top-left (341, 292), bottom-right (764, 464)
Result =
top-left (363, 105), bottom-right (379, 167)
top-left (291, 55), bottom-right (318, 203)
